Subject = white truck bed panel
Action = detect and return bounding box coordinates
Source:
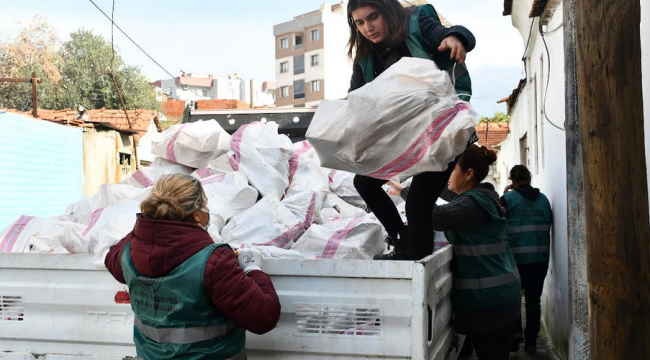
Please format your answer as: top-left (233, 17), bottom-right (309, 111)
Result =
top-left (0, 246), bottom-right (460, 360)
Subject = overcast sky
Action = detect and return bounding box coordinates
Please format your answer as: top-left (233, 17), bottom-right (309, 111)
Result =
top-left (1, 0), bottom-right (525, 116)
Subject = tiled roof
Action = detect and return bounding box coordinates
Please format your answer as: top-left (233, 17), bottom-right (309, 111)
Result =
top-left (475, 122), bottom-right (510, 151)
top-left (503, 0), bottom-right (514, 15)
top-left (176, 77), bottom-right (213, 88)
top-left (0, 108), bottom-right (156, 139)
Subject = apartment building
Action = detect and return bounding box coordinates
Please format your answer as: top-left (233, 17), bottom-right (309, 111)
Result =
top-left (273, 2), bottom-right (352, 108)
top-left (153, 73), bottom-right (275, 107)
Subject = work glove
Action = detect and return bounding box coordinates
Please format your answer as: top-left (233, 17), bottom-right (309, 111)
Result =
top-left (237, 247), bottom-right (264, 274)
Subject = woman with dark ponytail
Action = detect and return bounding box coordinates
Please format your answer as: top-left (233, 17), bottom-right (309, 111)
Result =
top-left (390, 145), bottom-right (521, 360)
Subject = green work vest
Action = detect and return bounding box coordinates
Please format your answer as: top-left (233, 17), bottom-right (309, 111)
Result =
top-left (358, 4), bottom-right (472, 101)
top-left (503, 190), bottom-right (552, 264)
top-left (121, 243), bottom-right (246, 360)
top-left (444, 189), bottom-right (521, 310)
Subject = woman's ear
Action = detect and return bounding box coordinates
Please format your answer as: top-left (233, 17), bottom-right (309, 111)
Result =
top-left (466, 168), bottom-right (475, 181)
top-left (192, 210), bottom-right (202, 224)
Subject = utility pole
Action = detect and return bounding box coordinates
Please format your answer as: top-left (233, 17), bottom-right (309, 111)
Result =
top-left (0, 72), bottom-right (42, 117)
top-left (574, 0), bottom-right (650, 358)
top-left (250, 79), bottom-right (254, 108)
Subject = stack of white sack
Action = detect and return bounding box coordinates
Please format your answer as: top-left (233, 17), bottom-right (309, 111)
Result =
top-left (151, 119), bottom-right (231, 169)
top-left (2, 118), bottom-right (450, 262)
top-left (306, 57), bottom-right (478, 182)
top-left (229, 121), bottom-right (293, 199)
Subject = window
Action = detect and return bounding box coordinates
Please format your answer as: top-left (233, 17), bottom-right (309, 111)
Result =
top-left (311, 54), bottom-right (320, 66)
top-left (280, 37), bottom-right (289, 49)
top-left (201, 89), bottom-right (208, 97)
top-left (294, 55), bottom-right (305, 75)
top-left (293, 80), bottom-right (305, 99)
top-left (294, 35), bottom-right (304, 50)
top-left (533, 76), bottom-right (539, 174)
top-left (311, 80), bottom-right (320, 92)
top-left (280, 62), bottom-right (289, 73)
top-left (280, 86), bottom-right (289, 98)
top-left (539, 53), bottom-right (548, 169)
top-left (311, 28), bottom-right (320, 41)
top-left (520, 134), bottom-right (529, 168)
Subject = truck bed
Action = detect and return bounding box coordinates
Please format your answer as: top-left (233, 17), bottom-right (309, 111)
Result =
top-left (0, 246), bottom-right (460, 360)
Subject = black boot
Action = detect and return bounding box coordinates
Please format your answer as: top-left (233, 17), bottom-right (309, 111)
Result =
top-left (373, 227), bottom-right (409, 260)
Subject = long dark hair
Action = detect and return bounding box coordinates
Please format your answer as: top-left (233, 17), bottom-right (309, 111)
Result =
top-left (347, 0), bottom-right (411, 61)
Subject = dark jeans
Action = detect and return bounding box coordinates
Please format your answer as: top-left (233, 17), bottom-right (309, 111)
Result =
top-left (353, 161), bottom-right (456, 260)
top-left (515, 262), bottom-right (549, 346)
top-left (465, 324), bottom-right (514, 360)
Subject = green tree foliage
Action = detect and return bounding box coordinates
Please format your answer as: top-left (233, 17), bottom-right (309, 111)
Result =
top-left (59, 30), bottom-right (159, 111)
top-left (480, 111), bottom-right (510, 123)
top-left (0, 19), bottom-right (159, 111)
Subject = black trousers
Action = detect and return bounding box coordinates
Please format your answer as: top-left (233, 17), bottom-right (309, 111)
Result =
top-left (465, 324), bottom-right (514, 360)
top-left (353, 161), bottom-right (456, 260)
top-left (515, 262), bottom-right (549, 346)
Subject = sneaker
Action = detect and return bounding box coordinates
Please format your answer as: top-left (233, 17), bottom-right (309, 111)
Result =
top-left (374, 227), bottom-right (409, 260)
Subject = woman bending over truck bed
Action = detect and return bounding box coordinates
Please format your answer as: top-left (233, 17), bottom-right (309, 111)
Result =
top-left (390, 145), bottom-right (521, 360)
top-left (105, 173), bottom-right (280, 360)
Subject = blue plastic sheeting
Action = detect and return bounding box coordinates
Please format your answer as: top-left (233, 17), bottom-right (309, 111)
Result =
top-left (0, 113), bottom-right (83, 231)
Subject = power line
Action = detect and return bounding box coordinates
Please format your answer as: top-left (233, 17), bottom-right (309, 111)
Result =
top-left (521, 17), bottom-right (536, 80)
top-left (539, 20), bottom-right (565, 131)
top-left (110, 0), bottom-right (115, 70)
top-left (87, 0), bottom-right (207, 100)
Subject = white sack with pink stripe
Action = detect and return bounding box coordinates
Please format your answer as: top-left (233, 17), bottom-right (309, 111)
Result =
top-left (151, 119), bottom-right (231, 168)
top-left (60, 184), bottom-right (150, 225)
top-left (220, 193), bottom-right (317, 249)
top-left (306, 57), bottom-right (478, 181)
top-left (291, 216), bottom-right (384, 260)
top-left (228, 122), bottom-right (293, 199)
top-left (197, 172), bottom-right (258, 223)
top-left (326, 170), bottom-right (366, 208)
top-left (120, 157), bottom-right (192, 189)
top-left (87, 200), bottom-right (141, 266)
top-left (285, 141), bottom-right (330, 198)
top-left (0, 216), bottom-right (78, 254)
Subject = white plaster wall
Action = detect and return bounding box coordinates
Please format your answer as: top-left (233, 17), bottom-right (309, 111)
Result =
top-left (323, 8), bottom-right (353, 100)
top-left (642, 0), bottom-right (650, 209)
top-left (503, 2), bottom-right (570, 356)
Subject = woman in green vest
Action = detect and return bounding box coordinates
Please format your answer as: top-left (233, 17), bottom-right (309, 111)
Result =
top-left (390, 145), bottom-right (521, 360)
top-left (346, 0), bottom-right (478, 261)
top-left (501, 165), bottom-right (552, 355)
top-left (105, 174), bottom-right (281, 360)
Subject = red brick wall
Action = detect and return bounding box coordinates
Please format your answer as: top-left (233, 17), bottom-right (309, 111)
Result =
top-left (195, 99), bottom-right (250, 110)
top-left (162, 100), bottom-right (186, 117)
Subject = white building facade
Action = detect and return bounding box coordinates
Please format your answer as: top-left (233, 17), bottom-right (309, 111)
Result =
top-left (499, 0), bottom-right (569, 357)
top-left (273, 2), bottom-right (352, 108)
top-left (157, 73), bottom-right (275, 107)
